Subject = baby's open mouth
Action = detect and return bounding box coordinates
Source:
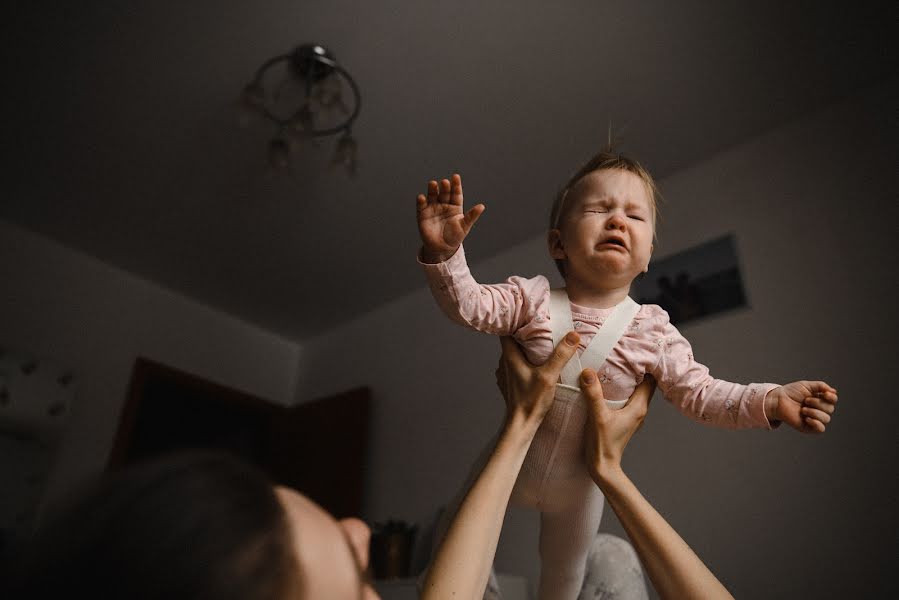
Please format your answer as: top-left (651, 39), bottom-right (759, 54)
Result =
top-left (598, 238), bottom-right (627, 250)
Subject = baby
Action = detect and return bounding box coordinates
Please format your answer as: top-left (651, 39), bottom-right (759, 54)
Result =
top-left (416, 152), bottom-right (838, 600)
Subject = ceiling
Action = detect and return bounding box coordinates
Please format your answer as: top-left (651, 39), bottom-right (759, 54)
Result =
top-left (4, 1), bottom-right (896, 340)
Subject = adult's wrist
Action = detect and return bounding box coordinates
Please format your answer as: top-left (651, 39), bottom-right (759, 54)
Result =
top-left (502, 411), bottom-right (542, 447)
top-left (594, 463), bottom-right (627, 493)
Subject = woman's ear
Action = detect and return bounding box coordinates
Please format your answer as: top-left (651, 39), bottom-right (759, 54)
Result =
top-left (548, 229), bottom-right (566, 260)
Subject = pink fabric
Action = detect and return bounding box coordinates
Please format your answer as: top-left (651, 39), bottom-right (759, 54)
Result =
top-left (421, 245), bottom-right (779, 430)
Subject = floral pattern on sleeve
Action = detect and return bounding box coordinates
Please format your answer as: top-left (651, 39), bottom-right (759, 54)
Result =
top-left (647, 310), bottom-right (777, 430)
top-left (420, 245), bottom-right (549, 337)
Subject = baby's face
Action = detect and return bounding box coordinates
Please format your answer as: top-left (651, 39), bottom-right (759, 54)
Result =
top-left (550, 169), bottom-right (654, 290)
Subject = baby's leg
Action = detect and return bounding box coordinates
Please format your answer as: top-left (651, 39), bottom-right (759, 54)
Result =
top-left (537, 482), bottom-right (605, 600)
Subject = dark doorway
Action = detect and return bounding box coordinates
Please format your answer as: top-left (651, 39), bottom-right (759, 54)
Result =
top-left (109, 358), bottom-right (370, 518)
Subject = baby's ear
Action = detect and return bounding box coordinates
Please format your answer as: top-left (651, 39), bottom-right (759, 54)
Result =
top-left (547, 229), bottom-right (566, 259)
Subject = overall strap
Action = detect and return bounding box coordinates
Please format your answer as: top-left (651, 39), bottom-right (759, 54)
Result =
top-left (549, 289), bottom-right (583, 386)
top-left (580, 296), bottom-right (640, 372)
top-left (548, 289), bottom-right (641, 387)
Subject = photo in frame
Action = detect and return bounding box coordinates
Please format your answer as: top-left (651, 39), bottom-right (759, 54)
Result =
top-left (633, 234), bottom-right (748, 326)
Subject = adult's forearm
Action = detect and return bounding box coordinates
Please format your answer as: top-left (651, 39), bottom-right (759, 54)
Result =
top-left (421, 416), bottom-right (537, 600)
top-left (597, 467), bottom-right (734, 600)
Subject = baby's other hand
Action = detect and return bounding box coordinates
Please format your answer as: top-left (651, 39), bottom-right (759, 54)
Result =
top-left (416, 174), bottom-right (485, 263)
top-left (765, 381), bottom-right (838, 434)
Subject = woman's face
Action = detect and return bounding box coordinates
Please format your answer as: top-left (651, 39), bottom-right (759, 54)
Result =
top-left (275, 486), bottom-right (379, 599)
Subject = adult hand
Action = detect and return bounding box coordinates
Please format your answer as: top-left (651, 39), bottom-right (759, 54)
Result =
top-left (582, 370), bottom-right (657, 486)
top-left (496, 332), bottom-right (581, 429)
top-left (582, 373), bottom-right (736, 600)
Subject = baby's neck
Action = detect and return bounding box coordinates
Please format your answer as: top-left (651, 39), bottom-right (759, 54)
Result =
top-left (563, 278), bottom-right (632, 309)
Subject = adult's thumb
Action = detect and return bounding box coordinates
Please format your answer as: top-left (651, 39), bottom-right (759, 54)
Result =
top-left (580, 368), bottom-right (607, 419)
top-left (620, 377), bottom-right (656, 421)
top-left (540, 332), bottom-right (580, 381)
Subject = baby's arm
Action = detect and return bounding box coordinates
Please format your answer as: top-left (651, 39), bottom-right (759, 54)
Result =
top-left (648, 318), bottom-right (778, 430)
top-left (649, 318), bottom-right (837, 432)
top-left (420, 246), bottom-right (547, 336)
top-left (416, 174), bottom-right (546, 336)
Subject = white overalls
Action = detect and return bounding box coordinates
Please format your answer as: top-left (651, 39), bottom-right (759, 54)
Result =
top-left (430, 292), bottom-right (642, 600)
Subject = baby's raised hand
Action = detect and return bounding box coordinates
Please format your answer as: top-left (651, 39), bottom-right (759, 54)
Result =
top-left (764, 381), bottom-right (838, 434)
top-left (416, 173), bottom-right (485, 263)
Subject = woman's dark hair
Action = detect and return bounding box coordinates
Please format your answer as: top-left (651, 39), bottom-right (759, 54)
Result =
top-left (4, 451), bottom-right (299, 600)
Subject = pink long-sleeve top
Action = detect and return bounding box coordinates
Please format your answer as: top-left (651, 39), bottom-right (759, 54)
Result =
top-left (421, 246), bottom-right (778, 430)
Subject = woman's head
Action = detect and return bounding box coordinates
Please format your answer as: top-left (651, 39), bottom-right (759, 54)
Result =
top-left (276, 486), bottom-right (377, 599)
top-left (6, 452), bottom-right (377, 600)
top-left (548, 152), bottom-right (659, 282)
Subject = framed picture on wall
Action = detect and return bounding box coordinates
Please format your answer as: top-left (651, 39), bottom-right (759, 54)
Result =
top-left (633, 234), bottom-right (748, 326)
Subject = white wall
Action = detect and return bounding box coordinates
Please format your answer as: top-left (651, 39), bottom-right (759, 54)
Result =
top-left (299, 79), bottom-right (896, 598)
top-left (0, 220), bottom-right (301, 502)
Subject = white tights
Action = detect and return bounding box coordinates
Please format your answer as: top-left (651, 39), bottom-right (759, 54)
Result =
top-left (512, 389), bottom-right (607, 600)
top-left (429, 390), bottom-right (640, 600)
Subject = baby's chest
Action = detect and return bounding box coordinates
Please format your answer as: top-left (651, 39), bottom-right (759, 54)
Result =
top-left (519, 323), bottom-right (654, 402)
top-left (586, 350), bottom-right (646, 401)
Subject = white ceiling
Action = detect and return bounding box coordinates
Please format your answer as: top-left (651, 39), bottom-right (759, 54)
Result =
top-left (4, 1), bottom-right (896, 339)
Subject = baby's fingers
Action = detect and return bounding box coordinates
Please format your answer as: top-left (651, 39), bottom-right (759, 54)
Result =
top-left (800, 406), bottom-right (831, 425)
top-left (802, 394), bottom-right (836, 414)
top-left (814, 389), bottom-right (838, 404)
top-left (439, 178), bottom-right (452, 203)
top-left (805, 380), bottom-right (838, 398)
top-left (802, 416), bottom-right (826, 433)
top-left (427, 180), bottom-right (440, 202)
top-left (451, 173), bottom-right (464, 205)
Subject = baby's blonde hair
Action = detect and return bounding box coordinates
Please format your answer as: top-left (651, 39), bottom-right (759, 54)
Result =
top-left (549, 151), bottom-right (660, 277)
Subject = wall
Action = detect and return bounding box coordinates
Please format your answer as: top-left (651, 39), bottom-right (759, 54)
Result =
top-left (0, 220), bottom-right (301, 502)
top-left (299, 79), bottom-right (896, 598)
